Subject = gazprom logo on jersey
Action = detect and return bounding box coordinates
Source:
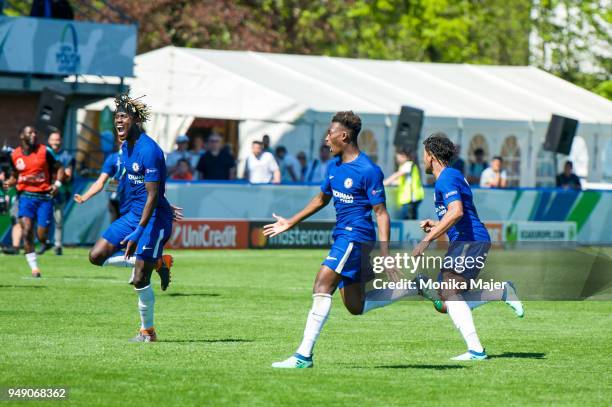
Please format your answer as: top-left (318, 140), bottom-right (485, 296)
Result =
top-left (332, 189), bottom-right (354, 204)
top-left (56, 23), bottom-right (80, 73)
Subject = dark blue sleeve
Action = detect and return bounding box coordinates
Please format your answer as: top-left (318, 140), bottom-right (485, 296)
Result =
top-left (143, 146), bottom-right (163, 183)
top-left (438, 174), bottom-right (462, 206)
top-left (102, 154), bottom-right (117, 177)
top-left (364, 166), bottom-right (386, 206)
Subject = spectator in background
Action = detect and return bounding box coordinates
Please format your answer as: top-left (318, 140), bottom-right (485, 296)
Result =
top-left (166, 134), bottom-right (192, 175)
top-left (480, 156), bottom-right (507, 188)
top-left (304, 145), bottom-right (332, 184)
top-left (170, 158), bottom-right (194, 181)
top-left (556, 161), bottom-right (581, 190)
top-left (262, 134), bottom-right (272, 153)
top-left (296, 151), bottom-right (308, 181)
top-left (275, 146), bottom-right (301, 183)
top-left (467, 148), bottom-right (488, 184)
top-left (189, 134), bottom-right (207, 172)
top-left (245, 141), bottom-right (280, 184)
top-left (450, 144), bottom-right (465, 175)
top-left (196, 133), bottom-right (236, 180)
top-left (384, 147), bottom-right (424, 220)
top-left (47, 130), bottom-right (74, 255)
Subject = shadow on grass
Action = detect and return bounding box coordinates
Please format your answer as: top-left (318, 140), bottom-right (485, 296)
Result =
top-left (0, 285), bottom-right (47, 289)
top-left (488, 352), bottom-right (546, 360)
top-left (166, 293), bottom-right (220, 297)
top-left (375, 364), bottom-right (466, 370)
top-left (159, 338), bottom-right (253, 343)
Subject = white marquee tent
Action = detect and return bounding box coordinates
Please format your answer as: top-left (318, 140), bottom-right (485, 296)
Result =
top-left (86, 46), bottom-right (612, 186)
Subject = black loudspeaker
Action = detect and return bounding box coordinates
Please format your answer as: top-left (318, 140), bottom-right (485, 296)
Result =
top-left (35, 88), bottom-right (68, 136)
top-left (394, 106), bottom-right (424, 153)
top-left (543, 114), bottom-right (579, 155)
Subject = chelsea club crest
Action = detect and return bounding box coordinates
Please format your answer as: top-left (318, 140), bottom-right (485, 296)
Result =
top-left (344, 178), bottom-right (353, 189)
top-left (132, 162), bottom-right (140, 172)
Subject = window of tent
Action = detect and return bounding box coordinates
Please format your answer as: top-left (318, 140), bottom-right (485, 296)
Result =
top-left (501, 135), bottom-right (521, 187)
top-left (467, 134), bottom-right (490, 162)
top-left (569, 136), bottom-right (589, 178)
top-left (535, 145), bottom-right (556, 187)
top-left (360, 129), bottom-right (378, 163)
top-left (465, 133), bottom-right (490, 184)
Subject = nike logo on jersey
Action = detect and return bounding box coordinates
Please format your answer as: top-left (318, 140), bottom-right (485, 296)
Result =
top-left (142, 246), bottom-right (152, 250)
top-left (326, 256), bottom-right (337, 261)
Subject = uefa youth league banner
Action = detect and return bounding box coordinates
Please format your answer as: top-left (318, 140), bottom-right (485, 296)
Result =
top-left (0, 16), bottom-right (136, 77)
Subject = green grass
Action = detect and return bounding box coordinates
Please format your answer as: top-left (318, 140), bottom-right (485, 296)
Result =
top-left (0, 249), bottom-right (611, 406)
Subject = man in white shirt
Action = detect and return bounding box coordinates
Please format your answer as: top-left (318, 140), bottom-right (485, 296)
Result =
top-left (245, 141), bottom-right (281, 184)
top-left (304, 145), bottom-right (332, 184)
top-left (480, 156), bottom-right (508, 188)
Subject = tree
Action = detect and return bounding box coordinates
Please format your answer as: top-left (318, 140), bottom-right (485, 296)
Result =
top-left (531, 0), bottom-right (611, 99)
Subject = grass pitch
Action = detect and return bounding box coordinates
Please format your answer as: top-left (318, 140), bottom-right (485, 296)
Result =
top-left (0, 249), bottom-right (611, 406)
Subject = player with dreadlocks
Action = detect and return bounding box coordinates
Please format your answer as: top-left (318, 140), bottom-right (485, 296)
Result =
top-left (413, 133), bottom-right (523, 360)
top-left (87, 93), bottom-right (175, 342)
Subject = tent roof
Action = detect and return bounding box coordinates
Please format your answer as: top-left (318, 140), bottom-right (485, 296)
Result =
top-left (94, 46), bottom-right (612, 124)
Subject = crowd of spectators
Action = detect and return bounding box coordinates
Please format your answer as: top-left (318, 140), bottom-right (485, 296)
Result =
top-left (164, 133), bottom-right (335, 185)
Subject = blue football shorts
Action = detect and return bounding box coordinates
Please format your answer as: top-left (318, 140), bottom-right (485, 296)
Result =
top-left (438, 240), bottom-right (491, 282)
top-left (322, 237), bottom-right (374, 289)
top-left (18, 193), bottom-right (53, 228)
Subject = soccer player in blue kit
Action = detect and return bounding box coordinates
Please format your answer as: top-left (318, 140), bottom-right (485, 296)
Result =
top-left (86, 94), bottom-right (175, 342)
top-left (266, 111), bottom-right (413, 368)
top-left (412, 133), bottom-right (523, 360)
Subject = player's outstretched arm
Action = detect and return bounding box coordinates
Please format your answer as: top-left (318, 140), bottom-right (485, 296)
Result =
top-left (413, 200), bottom-right (464, 256)
top-left (263, 192), bottom-right (331, 237)
top-left (74, 173), bottom-right (110, 203)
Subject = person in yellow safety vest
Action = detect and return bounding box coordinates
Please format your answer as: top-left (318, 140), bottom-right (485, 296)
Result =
top-left (383, 147), bottom-right (424, 220)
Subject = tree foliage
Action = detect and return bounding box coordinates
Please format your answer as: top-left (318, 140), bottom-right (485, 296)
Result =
top-left (3, 0), bottom-right (609, 98)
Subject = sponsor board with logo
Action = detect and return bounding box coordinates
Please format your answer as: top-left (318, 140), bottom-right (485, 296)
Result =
top-left (504, 221), bottom-right (576, 242)
top-left (0, 16), bottom-right (136, 76)
top-left (249, 221), bottom-right (335, 249)
top-left (168, 220), bottom-right (249, 249)
top-left (398, 220), bottom-right (575, 243)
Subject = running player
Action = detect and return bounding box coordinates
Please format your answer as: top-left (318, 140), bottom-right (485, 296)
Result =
top-left (86, 94), bottom-right (174, 342)
top-left (413, 133), bottom-right (523, 360)
top-left (75, 148), bottom-right (182, 286)
top-left (266, 111), bottom-right (418, 369)
top-left (3, 125), bottom-right (64, 277)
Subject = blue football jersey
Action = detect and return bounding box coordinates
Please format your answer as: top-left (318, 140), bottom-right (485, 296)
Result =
top-left (321, 153), bottom-right (386, 242)
top-left (101, 151), bottom-right (130, 215)
top-left (434, 167), bottom-right (490, 242)
top-left (121, 133), bottom-right (171, 217)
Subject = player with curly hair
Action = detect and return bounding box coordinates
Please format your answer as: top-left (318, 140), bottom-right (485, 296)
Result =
top-left (86, 94), bottom-right (176, 342)
top-left (413, 133), bottom-right (523, 360)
